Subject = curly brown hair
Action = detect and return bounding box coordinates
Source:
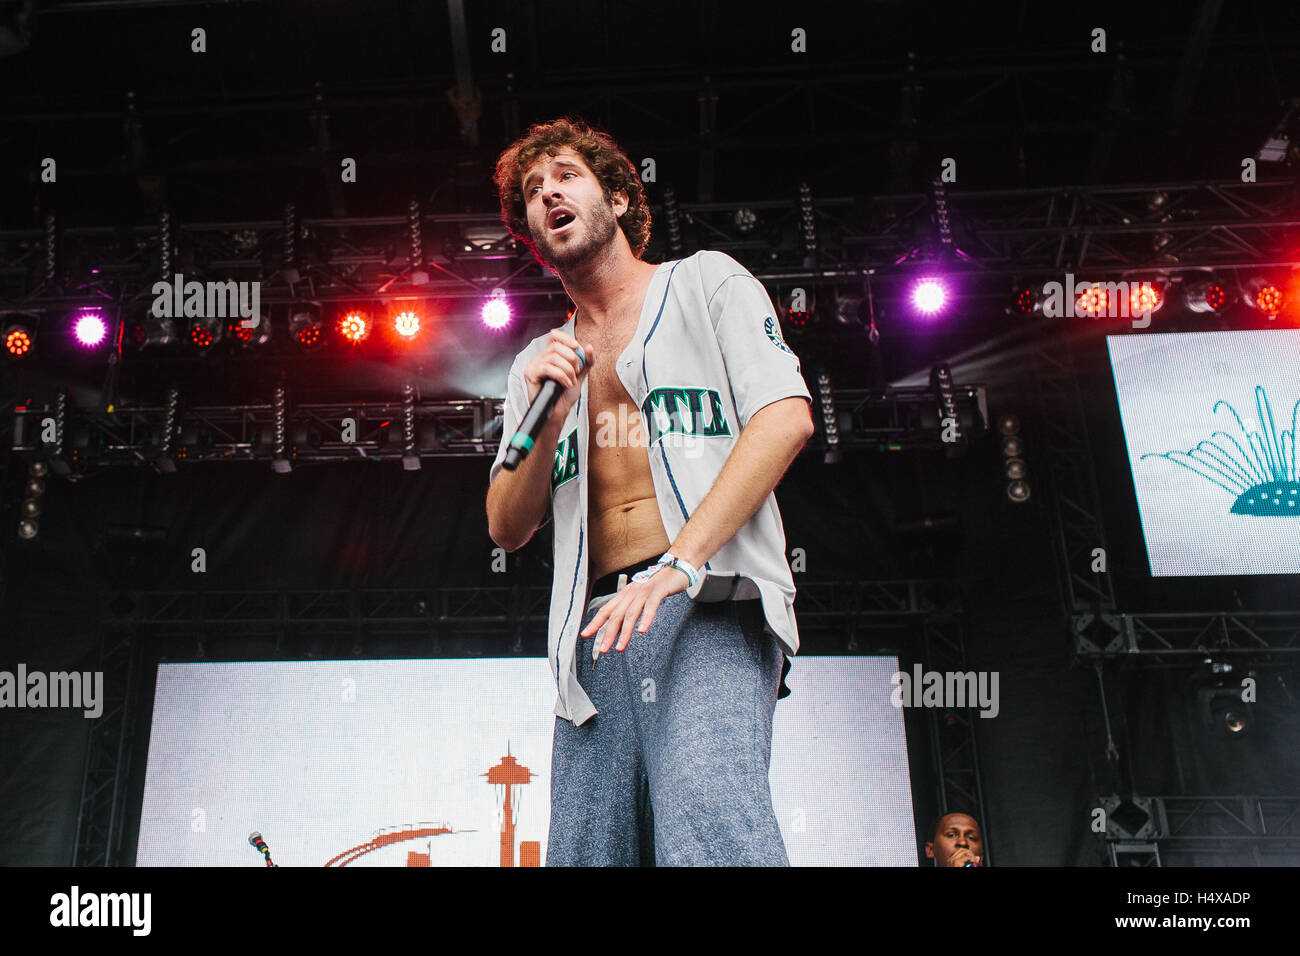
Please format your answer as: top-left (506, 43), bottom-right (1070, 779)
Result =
top-left (493, 116), bottom-right (652, 267)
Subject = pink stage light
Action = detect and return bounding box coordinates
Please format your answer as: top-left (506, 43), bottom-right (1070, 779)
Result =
top-left (911, 279), bottom-right (947, 315)
top-left (74, 310), bottom-right (108, 346)
top-left (481, 293), bottom-right (511, 330)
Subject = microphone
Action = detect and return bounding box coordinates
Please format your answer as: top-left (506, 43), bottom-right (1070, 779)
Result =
top-left (501, 343), bottom-right (587, 471)
top-left (249, 830), bottom-right (278, 867)
top-left (964, 860), bottom-right (976, 867)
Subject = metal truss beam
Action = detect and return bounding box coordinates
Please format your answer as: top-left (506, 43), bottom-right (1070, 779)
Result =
top-left (106, 579), bottom-right (956, 633)
top-left (1105, 795), bottom-right (1300, 866)
top-left (9, 385), bottom-right (990, 470)
top-left (1074, 611), bottom-right (1300, 663)
top-left (1035, 335), bottom-right (1117, 620)
top-left (71, 625), bottom-right (137, 867)
top-left (3, 180), bottom-right (1296, 313)
top-left (923, 605), bottom-right (991, 866)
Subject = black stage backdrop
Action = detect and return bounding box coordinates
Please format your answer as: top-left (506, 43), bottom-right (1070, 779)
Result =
top-left (3, 363), bottom-right (1298, 866)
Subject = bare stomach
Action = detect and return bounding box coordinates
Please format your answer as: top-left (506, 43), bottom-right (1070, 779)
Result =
top-left (588, 497), bottom-right (671, 580)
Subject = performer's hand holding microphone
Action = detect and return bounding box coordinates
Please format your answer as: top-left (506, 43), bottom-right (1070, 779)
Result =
top-left (503, 330), bottom-right (593, 470)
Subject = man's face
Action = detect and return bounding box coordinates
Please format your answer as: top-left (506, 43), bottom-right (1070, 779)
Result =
top-left (522, 147), bottom-right (625, 271)
top-left (925, 813), bottom-right (983, 867)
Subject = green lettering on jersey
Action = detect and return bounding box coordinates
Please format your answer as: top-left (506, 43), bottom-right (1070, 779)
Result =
top-left (552, 427), bottom-right (580, 491)
top-left (641, 387), bottom-right (732, 446)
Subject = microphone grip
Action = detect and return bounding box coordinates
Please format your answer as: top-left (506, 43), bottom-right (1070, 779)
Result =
top-left (502, 380), bottom-right (562, 471)
top-left (501, 343), bottom-right (586, 471)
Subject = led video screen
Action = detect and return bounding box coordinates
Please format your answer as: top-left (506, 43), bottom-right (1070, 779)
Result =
top-left (135, 656), bottom-right (917, 867)
top-left (1107, 330), bottom-right (1300, 576)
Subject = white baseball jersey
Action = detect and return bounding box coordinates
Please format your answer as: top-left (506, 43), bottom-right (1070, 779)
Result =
top-left (489, 250), bottom-right (813, 725)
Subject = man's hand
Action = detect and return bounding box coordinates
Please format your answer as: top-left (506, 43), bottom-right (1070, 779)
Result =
top-left (522, 329), bottom-right (593, 428)
top-left (946, 848), bottom-right (982, 867)
top-left (580, 565), bottom-right (690, 653)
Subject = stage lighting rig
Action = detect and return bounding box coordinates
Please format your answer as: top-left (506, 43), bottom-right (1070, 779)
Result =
top-left (3, 314), bottom-right (36, 357)
top-left (1184, 277), bottom-right (1228, 315)
top-left (401, 382), bottom-right (420, 471)
top-left (999, 414), bottom-right (1030, 503)
top-left (17, 460), bottom-right (47, 541)
top-left (930, 363), bottom-right (962, 450)
top-left (1075, 284), bottom-right (1110, 318)
top-left (290, 308), bottom-right (325, 351)
top-left (834, 291), bottom-right (863, 327)
top-left (188, 315), bottom-right (222, 350)
top-left (270, 381), bottom-right (291, 473)
top-left (481, 290), bottom-right (511, 330)
top-left (1128, 281), bottom-right (1164, 317)
top-left (1255, 99), bottom-right (1298, 164)
top-left (815, 372), bottom-right (841, 464)
top-left (407, 198), bottom-right (429, 285)
top-left (1191, 659), bottom-right (1254, 738)
top-left (662, 188), bottom-right (684, 256)
top-left (153, 387), bottom-right (180, 473)
top-left (779, 288), bottom-right (814, 329)
top-left (229, 312), bottom-right (272, 347)
top-left (392, 307), bottom-right (422, 341)
top-left (911, 277), bottom-right (947, 316)
top-left (73, 307), bottom-right (109, 348)
top-left (797, 182), bottom-right (816, 262)
top-left (1243, 277), bottom-right (1283, 318)
top-left (129, 315), bottom-right (177, 350)
top-left (339, 309), bottom-right (371, 344)
top-left (1009, 283), bottom-right (1044, 315)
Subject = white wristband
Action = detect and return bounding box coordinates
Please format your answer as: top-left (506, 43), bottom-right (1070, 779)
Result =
top-left (659, 552), bottom-right (700, 588)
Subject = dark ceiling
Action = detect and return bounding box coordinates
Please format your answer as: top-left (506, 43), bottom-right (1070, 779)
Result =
top-left (2, 0), bottom-right (1297, 226)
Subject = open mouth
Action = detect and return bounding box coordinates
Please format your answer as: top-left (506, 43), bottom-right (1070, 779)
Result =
top-left (550, 212), bottom-right (576, 231)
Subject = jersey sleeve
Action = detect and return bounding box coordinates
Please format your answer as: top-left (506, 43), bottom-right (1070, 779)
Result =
top-left (488, 353), bottom-right (530, 486)
top-left (704, 251), bottom-right (813, 428)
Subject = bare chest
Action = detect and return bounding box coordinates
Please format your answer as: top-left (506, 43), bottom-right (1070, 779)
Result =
top-left (583, 321), bottom-right (639, 413)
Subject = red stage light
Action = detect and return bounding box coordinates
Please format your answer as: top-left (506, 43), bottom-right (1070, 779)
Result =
top-left (295, 323), bottom-right (321, 348)
top-left (1255, 284), bottom-right (1283, 315)
top-left (5, 326), bottom-right (32, 357)
top-left (190, 324), bottom-right (215, 348)
top-left (226, 314), bottom-right (270, 347)
top-left (1129, 282), bottom-right (1162, 316)
top-left (1076, 285), bottom-right (1109, 317)
top-left (393, 309), bottom-right (421, 339)
top-left (1186, 279), bottom-right (1228, 314)
top-left (288, 310), bottom-right (324, 351)
top-left (340, 311), bottom-right (370, 342)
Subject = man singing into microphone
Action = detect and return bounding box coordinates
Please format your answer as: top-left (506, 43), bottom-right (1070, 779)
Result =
top-left (925, 812), bottom-right (985, 867)
top-left (486, 116), bottom-right (813, 866)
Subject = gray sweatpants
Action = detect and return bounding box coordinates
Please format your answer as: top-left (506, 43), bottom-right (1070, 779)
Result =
top-left (546, 587), bottom-right (789, 866)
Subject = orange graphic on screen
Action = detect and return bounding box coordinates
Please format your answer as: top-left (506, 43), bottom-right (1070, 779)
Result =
top-left (322, 744), bottom-right (540, 867)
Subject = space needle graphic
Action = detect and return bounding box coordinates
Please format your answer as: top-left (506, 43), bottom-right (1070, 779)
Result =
top-left (484, 744), bottom-right (540, 867)
top-left (322, 744), bottom-right (541, 867)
